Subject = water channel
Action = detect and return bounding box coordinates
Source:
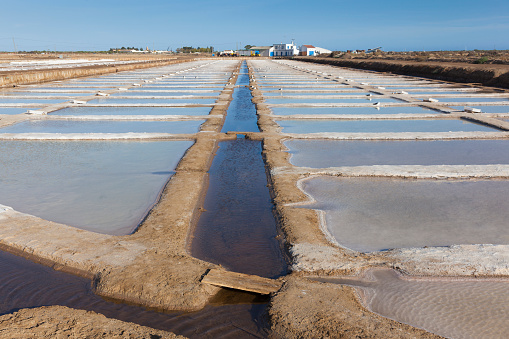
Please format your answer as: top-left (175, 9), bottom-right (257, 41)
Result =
top-left (0, 60), bottom-right (285, 338)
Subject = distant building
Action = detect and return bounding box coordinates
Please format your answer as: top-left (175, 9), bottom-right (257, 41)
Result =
top-left (219, 50), bottom-right (237, 57)
top-left (300, 45), bottom-right (316, 56)
top-left (273, 43), bottom-right (299, 57)
top-left (300, 45), bottom-right (332, 56)
top-left (249, 46), bottom-right (274, 57)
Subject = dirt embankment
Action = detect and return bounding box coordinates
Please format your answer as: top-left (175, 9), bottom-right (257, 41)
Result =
top-left (292, 56), bottom-right (509, 89)
top-left (0, 56), bottom-right (202, 88)
top-left (0, 306), bottom-right (183, 339)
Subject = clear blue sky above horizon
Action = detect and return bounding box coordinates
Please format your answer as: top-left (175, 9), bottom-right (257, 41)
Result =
top-left (1, 0), bottom-right (508, 52)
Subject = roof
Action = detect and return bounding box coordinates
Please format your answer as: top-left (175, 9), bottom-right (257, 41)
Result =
top-left (250, 46), bottom-right (272, 50)
top-left (302, 45), bottom-right (315, 48)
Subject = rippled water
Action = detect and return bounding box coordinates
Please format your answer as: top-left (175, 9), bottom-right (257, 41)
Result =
top-left (315, 269), bottom-right (509, 339)
top-left (0, 249), bottom-right (269, 338)
top-left (0, 140), bottom-right (192, 235)
top-left (300, 176), bottom-right (509, 251)
top-left (285, 139), bottom-right (509, 167)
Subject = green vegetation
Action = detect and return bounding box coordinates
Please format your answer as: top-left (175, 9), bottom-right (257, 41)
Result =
top-left (474, 56), bottom-right (489, 64)
top-left (176, 46), bottom-right (214, 53)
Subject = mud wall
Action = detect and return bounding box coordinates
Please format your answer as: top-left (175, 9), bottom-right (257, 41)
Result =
top-left (0, 58), bottom-right (198, 88)
top-left (291, 57), bottom-right (509, 89)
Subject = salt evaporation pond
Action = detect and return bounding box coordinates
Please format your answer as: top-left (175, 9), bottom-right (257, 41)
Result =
top-left (263, 92), bottom-right (375, 97)
top-left (140, 86), bottom-right (224, 91)
top-left (271, 106), bottom-right (440, 116)
top-left (0, 107), bottom-right (32, 115)
top-left (316, 269), bottom-right (509, 339)
top-left (111, 91), bottom-right (220, 97)
top-left (0, 120), bottom-right (204, 134)
top-left (261, 85), bottom-right (348, 89)
top-left (0, 140), bottom-right (193, 235)
top-left (435, 97), bottom-right (509, 103)
top-left (265, 98), bottom-right (404, 104)
top-left (0, 98), bottom-right (68, 104)
top-left (300, 176), bottom-right (509, 251)
top-left (450, 105), bottom-right (509, 113)
top-left (261, 87), bottom-right (358, 96)
top-left (285, 139), bottom-right (509, 167)
top-left (88, 98), bottom-right (216, 105)
top-left (406, 91), bottom-right (479, 95)
top-left (52, 106), bottom-right (212, 116)
top-left (0, 92), bottom-right (91, 97)
top-left (278, 119), bottom-right (494, 133)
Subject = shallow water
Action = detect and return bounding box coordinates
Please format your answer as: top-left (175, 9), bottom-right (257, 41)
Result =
top-left (0, 119), bottom-right (204, 134)
top-left (271, 106), bottom-right (439, 115)
top-left (263, 92), bottom-right (373, 97)
top-left (0, 249), bottom-right (269, 338)
top-left (192, 139), bottom-right (288, 279)
top-left (221, 62), bottom-right (259, 133)
top-left (140, 86), bottom-right (224, 90)
top-left (315, 269), bottom-right (509, 339)
top-left (111, 91), bottom-right (220, 97)
top-left (266, 98), bottom-right (404, 104)
top-left (88, 98), bottom-right (216, 104)
top-left (278, 119), bottom-right (495, 133)
top-left (0, 98), bottom-right (68, 104)
top-left (437, 97), bottom-right (509, 103)
top-left (52, 106), bottom-right (212, 116)
top-left (285, 139), bottom-right (509, 167)
top-left (449, 105), bottom-right (509, 113)
top-left (0, 107), bottom-right (32, 115)
top-left (300, 176), bottom-right (509, 251)
top-left (0, 92), bottom-right (91, 97)
top-left (0, 140), bottom-right (192, 235)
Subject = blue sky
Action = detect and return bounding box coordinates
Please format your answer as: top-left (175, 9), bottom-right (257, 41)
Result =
top-left (1, 0), bottom-right (508, 52)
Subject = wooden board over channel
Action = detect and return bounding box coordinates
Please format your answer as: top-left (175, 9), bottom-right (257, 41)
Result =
top-left (201, 269), bottom-right (283, 294)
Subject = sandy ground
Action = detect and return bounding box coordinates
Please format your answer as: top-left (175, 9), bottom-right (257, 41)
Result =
top-left (293, 56), bottom-right (509, 89)
top-left (332, 50), bottom-right (509, 65)
top-left (0, 306), bottom-right (184, 338)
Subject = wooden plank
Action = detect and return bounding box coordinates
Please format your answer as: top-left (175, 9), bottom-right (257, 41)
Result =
top-left (201, 269), bottom-right (283, 295)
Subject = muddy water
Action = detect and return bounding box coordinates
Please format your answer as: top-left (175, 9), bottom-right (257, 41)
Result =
top-left (192, 138), bottom-right (288, 279)
top-left (0, 249), bottom-right (269, 338)
top-left (314, 269), bottom-right (509, 339)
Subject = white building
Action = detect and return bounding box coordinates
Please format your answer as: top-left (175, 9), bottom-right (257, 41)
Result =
top-left (314, 46), bottom-right (332, 55)
top-left (300, 45), bottom-right (332, 56)
top-left (300, 45), bottom-right (316, 56)
top-left (273, 43), bottom-right (299, 57)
